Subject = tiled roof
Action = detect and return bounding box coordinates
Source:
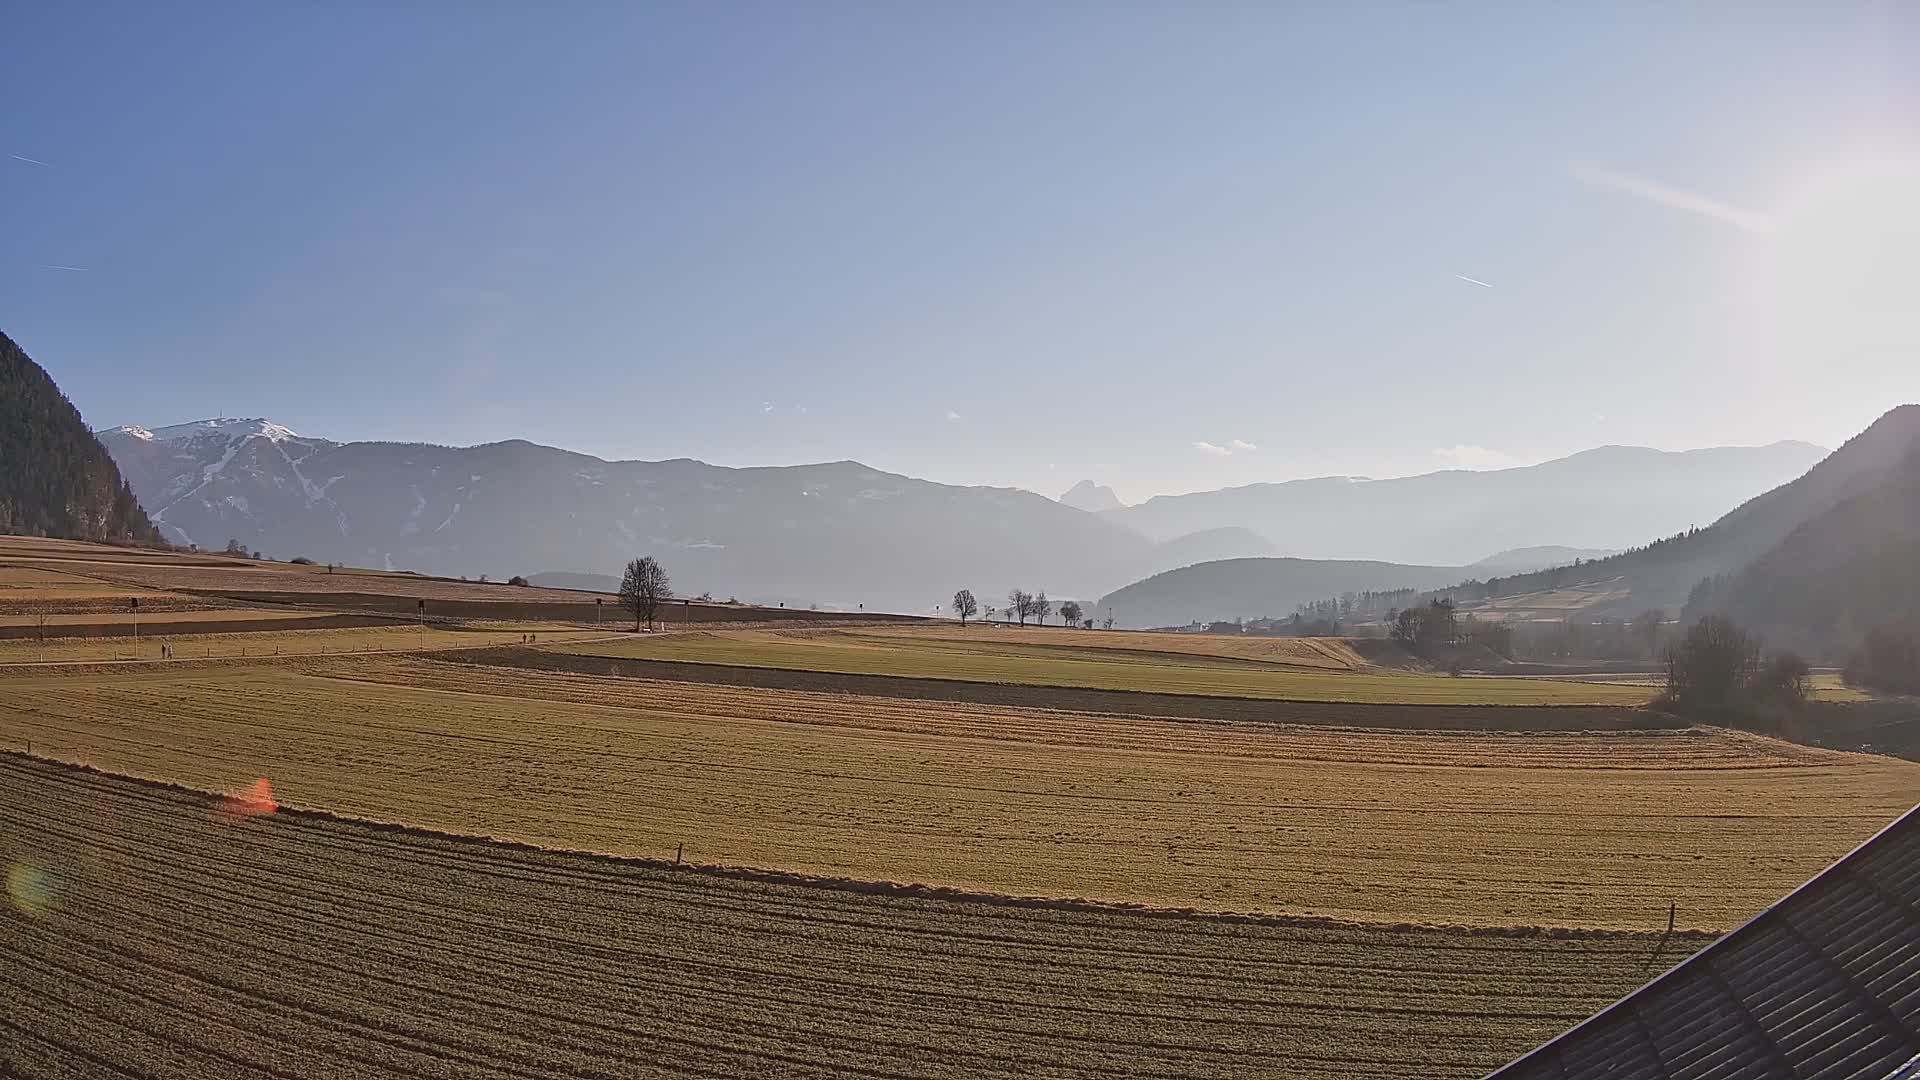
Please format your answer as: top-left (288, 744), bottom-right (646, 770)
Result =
top-left (1489, 805), bottom-right (1920, 1079)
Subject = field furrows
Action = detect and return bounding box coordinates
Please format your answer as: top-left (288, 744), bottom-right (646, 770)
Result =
top-left (5, 660), bottom-right (1912, 929)
top-left (0, 626), bottom-right (609, 665)
top-left (554, 629), bottom-right (1654, 705)
top-left (0, 757), bottom-right (1660, 1079)
top-left (337, 659), bottom-right (1818, 767)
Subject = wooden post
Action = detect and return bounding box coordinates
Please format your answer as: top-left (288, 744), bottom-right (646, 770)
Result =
top-left (1640, 900), bottom-right (1678, 977)
top-left (675, 842), bottom-right (683, 866)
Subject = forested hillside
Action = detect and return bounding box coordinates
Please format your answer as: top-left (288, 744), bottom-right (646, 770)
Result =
top-left (1688, 445), bottom-right (1920, 653)
top-left (0, 331), bottom-right (159, 544)
top-left (1437, 405), bottom-right (1920, 620)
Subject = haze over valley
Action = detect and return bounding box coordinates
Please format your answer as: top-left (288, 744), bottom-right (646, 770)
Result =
top-left (98, 414), bottom-right (1822, 618)
top-left (8, 5), bottom-right (1920, 1079)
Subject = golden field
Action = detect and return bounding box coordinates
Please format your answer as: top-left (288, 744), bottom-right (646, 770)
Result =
top-left (0, 755), bottom-right (1674, 1080)
top-left (555, 627), bottom-right (1659, 705)
top-left (6, 655), bottom-right (1910, 930)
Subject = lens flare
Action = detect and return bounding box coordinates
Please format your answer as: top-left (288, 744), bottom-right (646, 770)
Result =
top-left (219, 777), bottom-right (278, 818)
top-left (7, 862), bottom-right (58, 918)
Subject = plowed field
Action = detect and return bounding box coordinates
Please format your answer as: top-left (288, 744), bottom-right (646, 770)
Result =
top-left (6, 657), bottom-right (1911, 929)
top-left (0, 755), bottom-right (1673, 1080)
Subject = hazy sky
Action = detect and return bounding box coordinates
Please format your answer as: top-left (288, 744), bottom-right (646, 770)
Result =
top-left (6, 3), bottom-right (1917, 502)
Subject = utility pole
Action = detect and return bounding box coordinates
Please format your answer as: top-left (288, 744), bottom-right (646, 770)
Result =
top-left (417, 598), bottom-right (426, 639)
top-left (131, 597), bottom-right (139, 642)
top-left (595, 598), bottom-right (602, 625)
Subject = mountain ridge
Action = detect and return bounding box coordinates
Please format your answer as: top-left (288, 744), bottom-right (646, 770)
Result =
top-left (1106, 440), bottom-right (1829, 564)
top-left (1059, 480), bottom-right (1125, 513)
top-left (2, 332), bottom-right (160, 545)
top-left (98, 420), bottom-right (1274, 611)
top-left (98, 415), bottom-right (1840, 618)
top-left (1422, 405), bottom-right (1920, 635)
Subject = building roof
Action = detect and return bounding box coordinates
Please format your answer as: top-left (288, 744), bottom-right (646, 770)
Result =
top-left (1488, 804), bottom-right (1920, 1080)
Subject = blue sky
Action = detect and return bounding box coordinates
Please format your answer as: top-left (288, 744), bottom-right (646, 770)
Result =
top-left (6, 3), bottom-right (1917, 501)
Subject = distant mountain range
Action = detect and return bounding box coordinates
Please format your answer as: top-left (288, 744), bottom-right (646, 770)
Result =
top-left (0, 331), bottom-right (157, 544)
top-left (1471, 546), bottom-right (1620, 575)
top-left (1101, 409), bottom-right (1920, 647)
top-left (1098, 557), bottom-right (1469, 629)
top-left (1418, 405), bottom-right (1917, 631)
top-left (98, 420), bottom-right (1271, 612)
top-left (1092, 545), bottom-right (1613, 630)
top-left (1058, 480), bottom-right (1125, 513)
top-left (1100, 442), bottom-right (1828, 565)
top-left (96, 415), bottom-right (1831, 618)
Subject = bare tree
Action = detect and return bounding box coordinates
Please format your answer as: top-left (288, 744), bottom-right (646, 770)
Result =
top-left (619, 557), bottom-right (673, 630)
top-left (1007, 589), bottom-right (1032, 626)
top-left (1101, 612), bottom-right (1115, 630)
top-left (33, 610), bottom-right (50, 642)
top-left (1058, 600), bottom-right (1083, 627)
top-left (1631, 609), bottom-right (1665, 659)
top-left (952, 589), bottom-right (978, 627)
top-left (1032, 591), bottom-right (1052, 627)
top-left (1663, 615), bottom-right (1760, 710)
top-left (1757, 651), bottom-right (1811, 704)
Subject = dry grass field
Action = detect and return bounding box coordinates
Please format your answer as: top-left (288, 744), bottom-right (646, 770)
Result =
top-left (0, 535), bottom-right (610, 603)
top-left (0, 755), bottom-right (1673, 1080)
top-left (0, 536), bottom-right (902, 640)
top-left (897, 626), bottom-right (1386, 670)
top-left (5, 537), bottom-right (1911, 1078)
top-left (1463, 578), bottom-right (1635, 620)
top-left (0, 625), bottom-right (608, 664)
top-left (555, 627), bottom-right (1659, 705)
top-left (7, 656), bottom-right (1911, 930)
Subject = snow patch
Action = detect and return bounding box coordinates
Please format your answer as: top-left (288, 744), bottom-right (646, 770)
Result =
top-left (398, 485), bottom-right (429, 536)
top-left (146, 418), bottom-right (303, 443)
top-left (269, 438), bottom-right (339, 508)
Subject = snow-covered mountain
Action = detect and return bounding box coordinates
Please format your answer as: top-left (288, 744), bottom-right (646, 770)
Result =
top-left (98, 417), bottom-right (1831, 615)
top-left (98, 419), bottom-right (1267, 611)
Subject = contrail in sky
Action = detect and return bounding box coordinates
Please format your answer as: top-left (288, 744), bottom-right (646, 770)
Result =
top-left (1571, 163), bottom-right (1770, 233)
top-left (9, 154), bottom-right (53, 167)
top-left (41, 265), bottom-right (88, 272)
top-left (1453, 273), bottom-right (1494, 288)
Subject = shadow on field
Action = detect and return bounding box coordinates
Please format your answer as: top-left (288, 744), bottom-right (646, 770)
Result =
top-left (445, 647), bottom-right (1681, 732)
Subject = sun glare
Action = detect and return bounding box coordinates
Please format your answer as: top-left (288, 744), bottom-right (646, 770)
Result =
top-left (1761, 159), bottom-right (1920, 382)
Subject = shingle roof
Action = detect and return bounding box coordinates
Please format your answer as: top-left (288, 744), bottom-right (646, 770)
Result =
top-left (1489, 805), bottom-right (1920, 1080)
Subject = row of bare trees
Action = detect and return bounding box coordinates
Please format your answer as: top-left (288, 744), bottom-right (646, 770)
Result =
top-left (950, 588), bottom-right (1089, 628)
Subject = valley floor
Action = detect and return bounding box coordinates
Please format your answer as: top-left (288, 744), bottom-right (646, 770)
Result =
top-left (5, 538), bottom-right (1915, 1079)
top-left (0, 755), bottom-right (1672, 1080)
top-left (7, 655), bottom-right (1911, 930)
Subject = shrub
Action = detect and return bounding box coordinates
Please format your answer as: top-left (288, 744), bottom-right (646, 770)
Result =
top-left (290, 556), bottom-right (315, 565)
top-left (1846, 621), bottom-right (1920, 695)
top-left (508, 575), bottom-right (529, 587)
top-left (1755, 651), bottom-right (1810, 705)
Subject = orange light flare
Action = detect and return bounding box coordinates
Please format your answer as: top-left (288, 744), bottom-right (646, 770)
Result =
top-left (218, 777), bottom-right (278, 819)
top-left (7, 862), bottom-right (59, 918)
